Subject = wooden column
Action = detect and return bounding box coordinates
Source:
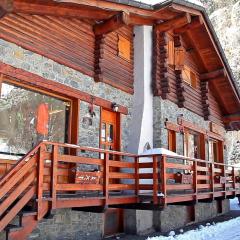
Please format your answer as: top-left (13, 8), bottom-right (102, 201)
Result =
top-left (161, 155), bottom-right (167, 206)
top-left (152, 29), bottom-right (170, 98)
top-left (232, 166), bottom-right (236, 197)
top-left (174, 36), bottom-right (185, 108)
top-left (135, 156), bottom-right (139, 201)
top-left (94, 34), bottom-right (105, 82)
top-left (37, 145), bottom-right (45, 220)
top-left (153, 155), bottom-right (158, 205)
top-left (200, 81), bottom-right (210, 120)
top-left (104, 153), bottom-right (109, 208)
top-left (51, 145), bottom-right (58, 210)
top-left (211, 162), bottom-right (215, 200)
top-left (193, 161), bottom-right (198, 203)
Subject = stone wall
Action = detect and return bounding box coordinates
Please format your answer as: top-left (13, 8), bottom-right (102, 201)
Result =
top-left (153, 97), bottom-right (228, 159)
top-left (124, 199), bottom-right (230, 235)
top-left (0, 39), bottom-right (133, 153)
top-left (0, 39), bottom-right (134, 238)
top-left (30, 209), bottom-right (103, 240)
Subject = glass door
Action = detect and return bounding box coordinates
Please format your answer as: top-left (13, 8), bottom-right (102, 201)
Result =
top-left (100, 109), bottom-right (117, 160)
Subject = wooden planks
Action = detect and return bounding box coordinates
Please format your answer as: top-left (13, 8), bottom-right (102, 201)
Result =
top-left (0, 13), bottom-right (95, 77)
top-left (94, 25), bottom-right (134, 93)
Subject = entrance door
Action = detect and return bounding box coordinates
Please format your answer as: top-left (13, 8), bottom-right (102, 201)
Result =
top-left (100, 109), bottom-right (123, 237)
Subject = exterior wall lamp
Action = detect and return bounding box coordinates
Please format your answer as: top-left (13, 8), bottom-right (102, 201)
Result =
top-left (112, 102), bottom-right (119, 112)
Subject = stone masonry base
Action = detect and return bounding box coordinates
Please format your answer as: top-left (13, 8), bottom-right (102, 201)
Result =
top-left (29, 209), bottom-right (104, 240)
top-left (124, 199), bottom-right (230, 235)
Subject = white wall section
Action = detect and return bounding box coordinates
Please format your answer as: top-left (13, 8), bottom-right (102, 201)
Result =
top-left (127, 26), bottom-right (153, 154)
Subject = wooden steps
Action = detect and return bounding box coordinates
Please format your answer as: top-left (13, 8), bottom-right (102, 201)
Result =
top-left (6, 211), bottom-right (38, 240)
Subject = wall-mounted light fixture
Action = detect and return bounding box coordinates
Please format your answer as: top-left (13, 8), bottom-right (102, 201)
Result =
top-left (112, 102), bottom-right (119, 112)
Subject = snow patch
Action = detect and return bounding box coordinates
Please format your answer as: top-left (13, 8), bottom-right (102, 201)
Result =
top-left (147, 216), bottom-right (240, 240)
top-left (139, 0), bottom-right (204, 7)
top-left (230, 198), bottom-right (240, 211)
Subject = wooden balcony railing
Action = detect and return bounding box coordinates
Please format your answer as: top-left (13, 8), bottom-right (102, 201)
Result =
top-left (0, 141), bottom-right (239, 233)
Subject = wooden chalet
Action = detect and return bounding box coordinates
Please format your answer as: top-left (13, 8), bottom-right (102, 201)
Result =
top-left (0, 0), bottom-right (239, 239)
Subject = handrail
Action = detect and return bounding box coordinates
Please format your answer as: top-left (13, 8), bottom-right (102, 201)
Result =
top-left (0, 142), bottom-right (43, 186)
top-left (43, 141), bottom-right (137, 157)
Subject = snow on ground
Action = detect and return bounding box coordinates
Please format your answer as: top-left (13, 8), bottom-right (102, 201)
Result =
top-left (147, 217), bottom-right (240, 240)
top-left (230, 197), bottom-right (240, 211)
top-left (147, 198), bottom-right (240, 240)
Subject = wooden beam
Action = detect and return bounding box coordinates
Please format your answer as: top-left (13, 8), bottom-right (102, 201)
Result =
top-left (94, 12), bottom-right (129, 35)
top-left (0, 7), bottom-right (7, 18)
top-left (55, 0), bottom-right (170, 19)
top-left (223, 112), bottom-right (240, 123)
top-left (0, 0), bottom-right (13, 12)
top-left (200, 69), bottom-right (226, 80)
top-left (155, 13), bottom-right (191, 32)
top-left (3, 0), bottom-right (116, 20)
top-left (174, 16), bottom-right (203, 34)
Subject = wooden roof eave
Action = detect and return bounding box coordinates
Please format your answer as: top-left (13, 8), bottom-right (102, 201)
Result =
top-left (168, 1), bottom-right (240, 106)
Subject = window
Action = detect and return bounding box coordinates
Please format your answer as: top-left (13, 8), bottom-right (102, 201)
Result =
top-left (182, 65), bottom-right (197, 89)
top-left (184, 130), bottom-right (200, 159)
top-left (0, 82), bottom-right (70, 159)
top-left (168, 130), bottom-right (176, 152)
top-left (118, 35), bottom-right (131, 61)
top-left (208, 139), bottom-right (223, 163)
top-left (174, 47), bottom-right (185, 70)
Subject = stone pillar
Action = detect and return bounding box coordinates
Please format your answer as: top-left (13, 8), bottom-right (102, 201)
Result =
top-left (127, 26), bottom-right (153, 154)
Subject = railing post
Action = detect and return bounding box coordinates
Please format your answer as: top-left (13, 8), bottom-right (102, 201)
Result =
top-left (161, 155), bottom-right (167, 206)
top-left (51, 145), bottom-right (58, 210)
top-left (104, 153), bottom-right (109, 208)
top-left (232, 166), bottom-right (236, 196)
top-left (211, 162), bottom-right (215, 200)
top-left (37, 145), bottom-right (45, 220)
top-left (193, 161), bottom-right (198, 203)
top-left (223, 164), bottom-right (226, 198)
top-left (135, 156), bottom-right (139, 201)
top-left (153, 155), bottom-right (158, 205)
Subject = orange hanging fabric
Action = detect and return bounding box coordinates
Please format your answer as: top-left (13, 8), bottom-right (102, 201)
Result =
top-left (36, 103), bottom-right (49, 135)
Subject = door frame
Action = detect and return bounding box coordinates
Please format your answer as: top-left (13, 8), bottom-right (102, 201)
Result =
top-left (99, 108), bottom-right (121, 152)
top-left (100, 108), bottom-right (123, 237)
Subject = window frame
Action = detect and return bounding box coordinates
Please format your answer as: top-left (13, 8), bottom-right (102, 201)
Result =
top-left (182, 65), bottom-right (198, 89)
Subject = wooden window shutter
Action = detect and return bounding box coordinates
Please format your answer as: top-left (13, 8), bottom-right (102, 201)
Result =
top-left (167, 40), bottom-right (175, 66)
top-left (175, 47), bottom-right (185, 70)
top-left (118, 35), bottom-right (131, 61)
top-left (182, 65), bottom-right (191, 85)
top-left (190, 71), bottom-right (197, 88)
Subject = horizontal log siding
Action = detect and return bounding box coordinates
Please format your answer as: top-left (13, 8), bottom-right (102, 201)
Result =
top-left (153, 31), bottom-right (178, 104)
top-left (0, 13), bottom-right (95, 77)
top-left (95, 26), bottom-right (134, 94)
top-left (182, 50), bottom-right (204, 116)
top-left (208, 87), bottom-right (224, 125)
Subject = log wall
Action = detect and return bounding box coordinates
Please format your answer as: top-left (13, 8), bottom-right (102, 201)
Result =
top-left (153, 29), bottom-right (224, 126)
top-left (0, 14), bottom-right (134, 93)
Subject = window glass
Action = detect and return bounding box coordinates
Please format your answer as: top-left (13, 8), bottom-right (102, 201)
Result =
top-left (0, 82), bottom-right (69, 159)
top-left (101, 123), bottom-right (106, 142)
top-left (209, 139), bottom-right (219, 162)
top-left (184, 131), bottom-right (200, 159)
top-left (108, 124), bottom-right (114, 143)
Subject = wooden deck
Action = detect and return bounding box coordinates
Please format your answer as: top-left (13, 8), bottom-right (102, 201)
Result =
top-left (0, 141), bottom-right (239, 239)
